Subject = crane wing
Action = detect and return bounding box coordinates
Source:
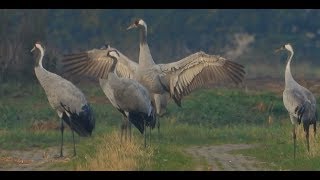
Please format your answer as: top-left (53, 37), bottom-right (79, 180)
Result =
top-left (158, 51), bottom-right (245, 104)
top-left (61, 47), bottom-right (137, 79)
top-left (283, 88), bottom-right (317, 123)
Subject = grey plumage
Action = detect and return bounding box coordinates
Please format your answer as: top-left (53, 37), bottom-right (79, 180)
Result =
top-left (62, 44), bottom-right (167, 134)
top-left (61, 19), bottom-right (245, 139)
top-left (127, 18), bottom-right (245, 106)
top-left (98, 47), bottom-right (156, 147)
top-left (99, 75), bottom-right (156, 134)
top-left (99, 46), bottom-right (156, 137)
top-left (276, 43), bottom-right (317, 159)
top-left (65, 45), bottom-right (156, 146)
top-left (31, 42), bottom-right (94, 157)
top-left (61, 18), bottom-right (245, 117)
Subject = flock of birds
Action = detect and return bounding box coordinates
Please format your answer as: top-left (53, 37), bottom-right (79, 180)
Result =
top-left (30, 18), bottom-right (317, 159)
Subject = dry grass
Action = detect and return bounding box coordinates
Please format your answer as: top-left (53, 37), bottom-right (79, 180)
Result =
top-left (295, 124), bottom-right (319, 158)
top-left (0, 129), bottom-right (9, 136)
top-left (77, 131), bottom-right (154, 171)
top-left (29, 120), bottom-right (60, 132)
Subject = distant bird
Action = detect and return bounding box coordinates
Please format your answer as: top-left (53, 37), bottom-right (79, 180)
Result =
top-left (275, 43), bottom-right (317, 159)
top-left (61, 18), bottom-right (245, 133)
top-left (31, 42), bottom-right (95, 157)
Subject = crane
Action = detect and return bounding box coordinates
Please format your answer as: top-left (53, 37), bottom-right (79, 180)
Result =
top-left (275, 43), bottom-right (317, 159)
top-left (31, 41), bottom-right (95, 157)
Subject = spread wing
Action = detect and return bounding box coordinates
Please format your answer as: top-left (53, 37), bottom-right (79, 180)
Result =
top-left (61, 47), bottom-right (137, 79)
top-left (159, 51), bottom-right (245, 104)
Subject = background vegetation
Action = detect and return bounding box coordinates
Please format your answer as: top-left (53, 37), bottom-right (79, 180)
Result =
top-left (2, 9), bottom-right (320, 82)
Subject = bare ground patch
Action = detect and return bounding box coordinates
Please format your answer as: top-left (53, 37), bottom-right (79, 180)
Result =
top-left (0, 146), bottom-right (72, 171)
top-left (185, 144), bottom-right (269, 171)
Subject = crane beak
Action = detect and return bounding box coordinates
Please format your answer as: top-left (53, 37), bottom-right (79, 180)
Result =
top-left (274, 47), bottom-right (283, 53)
top-left (127, 24), bottom-right (136, 30)
top-left (30, 47), bottom-right (35, 52)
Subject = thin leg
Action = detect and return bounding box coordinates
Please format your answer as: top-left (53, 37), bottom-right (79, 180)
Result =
top-left (149, 123), bottom-right (151, 146)
top-left (128, 121), bottom-right (132, 142)
top-left (60, 119), bottom-right (64, 157)
top-left (120, 116), bottom-right (126, 143)
top-left (124, 119), bottom-right (128, 141)
top-left (306, 130), bottom-right (310, 152)
top-left (304, 123), bottom-right (310, 152)
top-left (293, 125), bottom-right (296, 159)
top-left (72, 129), bottom-right (76, 156)
top-left (314, 122), bottom-right (317, 139)
top-left (144, 119), bottom-right (146, 148)
top-left (157, 117), bottom-right (160, 136)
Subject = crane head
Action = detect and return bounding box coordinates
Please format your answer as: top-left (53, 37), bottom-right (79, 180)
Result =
top-left (31, 41), bottom-right (44, 52)
top-left (100, 43), bottom-right (110, 50)
top-left (107, 48), bottom-right (120, 60)
top-left (127, 19), bottom-right (146, 30)
top-left (274, 43), bottom-right (293, 53)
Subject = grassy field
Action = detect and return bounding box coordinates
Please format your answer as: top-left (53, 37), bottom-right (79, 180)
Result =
top-left (1, 80), bottom-right (320, 170)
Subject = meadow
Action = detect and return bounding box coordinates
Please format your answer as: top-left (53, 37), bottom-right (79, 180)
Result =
top-left (1, 79), bottom-right (320, 170)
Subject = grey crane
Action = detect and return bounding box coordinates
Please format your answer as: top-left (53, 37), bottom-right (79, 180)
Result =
top-left (100, 45), bottom-right (156, 146)
top-left (31, 42), bottom-right (95, 157)
top-left (64, 44), bottom-right (166, 136)
top-left (61, 18), bottom-right (245, 127)
top-left (65, 44), bottom-right (156, 146)
top-left (275, 43), bottom-right (317, 159)
top-left (126, 18), bottom-right (245, 106)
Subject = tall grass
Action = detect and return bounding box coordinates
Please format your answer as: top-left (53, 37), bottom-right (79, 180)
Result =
top-left (76, 131), bottom-right (154, 171)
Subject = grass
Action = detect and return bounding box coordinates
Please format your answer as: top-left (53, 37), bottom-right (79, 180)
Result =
top-left (76, 131), bottom-right (154, 171)
top-left (2, 81), bottom-right (320, 170)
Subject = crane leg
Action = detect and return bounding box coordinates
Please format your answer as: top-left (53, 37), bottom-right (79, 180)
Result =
top-left (120, 116), bottom-right (126, 143)
top-left (72, 129), bottom-right (76, 156)
top-left (313, 122), bottom-right (317, 139)
top-left (292, 125), bottom-right (296, 159)
top-left (125, 118), bottom-right (128, 141)
top-left (306, 130), bottom-right (310, 152)
top-left (60, 119), bottom-right (64, 157)
top-left (149, 123), bottom-right (151, 146)
top-left (303, 123), bottom-right (310, 152)
top-left (144, 119), bottom-right (147, 148)
top-left (128, 120), bottom-right (132, 142)
top-left (157, 117), bottom-right (160, 136)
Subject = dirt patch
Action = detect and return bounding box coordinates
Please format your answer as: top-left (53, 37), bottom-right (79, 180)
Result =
top-left (185, 144), bottom-right (269, 171)
top-left (0, 147), bottom-right (72, 171)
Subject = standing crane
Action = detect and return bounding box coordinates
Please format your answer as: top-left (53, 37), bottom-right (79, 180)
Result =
top-left (31, 42), bottom-right (95, 157)
top-left (63, 43), bottom-right (166, 135)
top-left (63, 44), bottom-right (156, 146)
top-left (275, 43), bottom-right (317, 159)
top-left (125, 18), bottom-right (245, 106)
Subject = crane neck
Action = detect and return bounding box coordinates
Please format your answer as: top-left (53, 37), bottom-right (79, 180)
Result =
top-left (107, 67), bottom-right (119, 84)
top-left (109, 58), bottom-right (118, 76)
top-left (139, 24), bottom-right (155, 67)
top-left (285, 50), bottom-right (296, 87)
top-left (34, 46), bottom-right (49, 73)
top-left (35, 46), bottom-right (45, 68)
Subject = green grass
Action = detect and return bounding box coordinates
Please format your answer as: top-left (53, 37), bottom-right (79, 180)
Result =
top-left (1, 82), bottom-right (320, 170)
